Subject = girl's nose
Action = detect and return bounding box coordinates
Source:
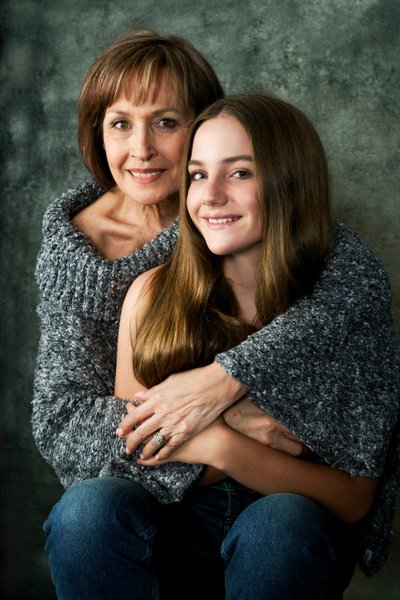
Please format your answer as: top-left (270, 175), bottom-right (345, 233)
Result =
top-left (201, 178), bottom-right (227, 206)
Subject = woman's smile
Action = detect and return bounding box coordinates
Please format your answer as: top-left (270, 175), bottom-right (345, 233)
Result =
top-left (103, 84), bottom-right (191, 206)
top-left (127, 168), bottom-right (167, 184)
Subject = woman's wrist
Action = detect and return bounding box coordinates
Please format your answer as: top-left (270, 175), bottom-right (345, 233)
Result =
top-left (208, 361), bottom-right (247, 410)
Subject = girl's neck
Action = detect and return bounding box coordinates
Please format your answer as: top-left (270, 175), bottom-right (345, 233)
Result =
top-left (222, 252), bottom-right (261, 327)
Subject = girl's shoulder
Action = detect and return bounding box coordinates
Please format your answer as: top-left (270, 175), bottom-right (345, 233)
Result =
top-left (124, 266), bottom-right (163, 312)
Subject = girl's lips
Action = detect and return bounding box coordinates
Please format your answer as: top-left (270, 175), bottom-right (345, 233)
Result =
top-left (203, 215), bottom-right (240, 226)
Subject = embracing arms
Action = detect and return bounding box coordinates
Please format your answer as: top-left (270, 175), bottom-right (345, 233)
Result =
top-left (115, 268), bottom-right (305, 461)
top-left (116, 223), bottom-right (400, 481)
top-left (115, 271), bottom-right (378, 526)
top-left (137, 418), bottom-right (377, 524)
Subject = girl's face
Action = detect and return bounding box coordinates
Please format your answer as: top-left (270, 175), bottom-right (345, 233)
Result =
top-left (187, 115), bottom-right (262, 259)
top-left (103, 80), bottom-right (191, 206)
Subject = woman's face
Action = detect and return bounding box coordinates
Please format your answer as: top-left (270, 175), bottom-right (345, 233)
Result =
top-left (103, 80), bottom-right (191, 206)
top-left (187, 115), bottom-right (262, 259)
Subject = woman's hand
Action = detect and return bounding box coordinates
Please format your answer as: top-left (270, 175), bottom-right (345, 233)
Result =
top-left (223, 398), bottom-right (307, 457)
top-left (137, 418), bottom-right (228, 467)
top-left (116, 362), bottom-right (246, 459)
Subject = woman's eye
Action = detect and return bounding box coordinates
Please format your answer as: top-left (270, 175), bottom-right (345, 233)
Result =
top-left (157, 118), bottom-right (177, 129)
top-left (112, 119), bottom-right (130, 130)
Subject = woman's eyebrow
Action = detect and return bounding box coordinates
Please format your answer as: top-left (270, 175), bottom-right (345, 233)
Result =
top-left (105, 106), bottom-right (185, 117)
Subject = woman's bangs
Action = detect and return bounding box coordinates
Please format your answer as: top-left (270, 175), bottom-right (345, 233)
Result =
top-left (114, 63), bottom-right (186, 109)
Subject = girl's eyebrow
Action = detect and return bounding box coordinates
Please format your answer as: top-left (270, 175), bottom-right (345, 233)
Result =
top-left (188, 155), bottom-right (253, 167)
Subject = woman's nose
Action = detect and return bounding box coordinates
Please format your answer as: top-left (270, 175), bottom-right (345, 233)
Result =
top-left (130, 126), bottom-right (156, 161)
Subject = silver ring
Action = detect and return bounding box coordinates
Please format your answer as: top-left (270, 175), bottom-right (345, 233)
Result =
top-left (153, 431), bottom-right (166, 446)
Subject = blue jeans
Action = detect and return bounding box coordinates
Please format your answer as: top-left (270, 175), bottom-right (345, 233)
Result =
top-left (44, 477), bottom-right (355, 599)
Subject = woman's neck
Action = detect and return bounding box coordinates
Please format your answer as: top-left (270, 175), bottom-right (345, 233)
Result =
top-left (72, 189), bottom-right (179, 260)
top-left (110, 189), bottom-right (179, 231)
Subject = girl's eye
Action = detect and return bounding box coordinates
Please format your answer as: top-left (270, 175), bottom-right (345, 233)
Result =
top-left (233, 169), bottom-right (252, 179)
top-left (112, 119), bottom-right (130, 130)
top-left (157, 118), bottom-right (177, 129)
top-left (189, 171), bottom-right (206, 181)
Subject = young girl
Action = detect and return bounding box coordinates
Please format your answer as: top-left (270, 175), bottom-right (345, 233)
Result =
top-left (113, 93), bottom-right (400, 598)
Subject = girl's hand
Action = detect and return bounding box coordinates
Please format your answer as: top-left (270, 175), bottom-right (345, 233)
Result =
top-left (116, 363), bottom-right (246, 459)
top-left (223, 398), bottom-right (308, 457)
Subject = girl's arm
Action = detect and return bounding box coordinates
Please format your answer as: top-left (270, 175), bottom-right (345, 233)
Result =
top-left (139, 419), bottom-right (377, 525)
top-left (117, 225), bottom-right (399, 484)
top-left (114, 270), bottom-right (154, 400)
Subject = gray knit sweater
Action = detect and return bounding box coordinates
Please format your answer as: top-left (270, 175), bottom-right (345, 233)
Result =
top-left (32, 180), bottom-right (400, 577)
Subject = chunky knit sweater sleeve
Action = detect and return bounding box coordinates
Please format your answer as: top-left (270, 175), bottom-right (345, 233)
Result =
top-left (216, 223), bottom-right (400, 478)
top-left (216, 222), bottom-right (400, 576)
top-left (32, 181), bottom-right (202, 503)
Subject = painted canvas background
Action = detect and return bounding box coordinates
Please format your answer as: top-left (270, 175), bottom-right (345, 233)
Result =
top-left (1, 0), bottom-right (399, 597)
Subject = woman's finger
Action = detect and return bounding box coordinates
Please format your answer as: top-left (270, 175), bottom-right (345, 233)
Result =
top-left (278, 433), bottom-right (307, 457)
top-left (116, 401), bottom-right (154, 436)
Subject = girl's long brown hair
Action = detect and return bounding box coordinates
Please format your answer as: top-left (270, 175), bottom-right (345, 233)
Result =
top-left (132, 93), bottom-right (333, 387)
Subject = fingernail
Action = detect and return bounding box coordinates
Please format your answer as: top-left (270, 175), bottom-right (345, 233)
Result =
top-left (125, 448), bottom-right (131, 456)
top-left (135, 391), bottom-right (145, 398)
top-left (116, 428), bottom-right (122, 437)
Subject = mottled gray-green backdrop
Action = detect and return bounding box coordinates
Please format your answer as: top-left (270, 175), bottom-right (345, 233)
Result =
top-left (1, 0), bottom-right (399, 598)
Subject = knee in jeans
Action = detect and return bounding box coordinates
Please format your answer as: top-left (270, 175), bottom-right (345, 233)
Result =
top-left (223, 493), bottom-right (336, 560)
top-left (45, 478), bottom-right (159, 553)
top-left (45, 479), bottom-right (117, 546)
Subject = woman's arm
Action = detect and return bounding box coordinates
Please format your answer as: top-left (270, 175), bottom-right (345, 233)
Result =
top-left (223, 397), bottom-right (306, 456)
top-left (139, 420), bottom-right (377, 525)
top-left (117, 224), bottom-right (400, 480)
top-left (114, 269), bottom-right (304, 466)
top-left (32, 264), bottom-right (205, 503)
top-left (32, 306), bottom-right (128, 487)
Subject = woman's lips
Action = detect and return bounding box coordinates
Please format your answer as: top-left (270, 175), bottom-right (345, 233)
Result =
top-left (128, 169), bottom-right (166, 184)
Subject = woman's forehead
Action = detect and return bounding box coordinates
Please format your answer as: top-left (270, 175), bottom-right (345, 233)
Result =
top-left (115, 68), bottom-right (185, 111)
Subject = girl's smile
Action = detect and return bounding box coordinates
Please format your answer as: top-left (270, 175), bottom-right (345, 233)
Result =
top-left (187, 115), bottom-right (262, 259)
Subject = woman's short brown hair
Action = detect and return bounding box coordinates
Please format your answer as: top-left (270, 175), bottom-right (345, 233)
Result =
top-left (78, 28), bottom-right (224, 190)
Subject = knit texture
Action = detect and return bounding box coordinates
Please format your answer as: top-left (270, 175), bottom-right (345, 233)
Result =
top-left (216, 223), bottom-right (400, 576)
top-left (32, 180), bottom-right (400, 576)
top-left (33, 180), bottom-right (203, 503)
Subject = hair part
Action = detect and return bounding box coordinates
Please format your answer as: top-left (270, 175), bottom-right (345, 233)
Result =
top-left (132, 92), bottom-right (334, 387)
top-left (78, 28), bottom-right (224, 190)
